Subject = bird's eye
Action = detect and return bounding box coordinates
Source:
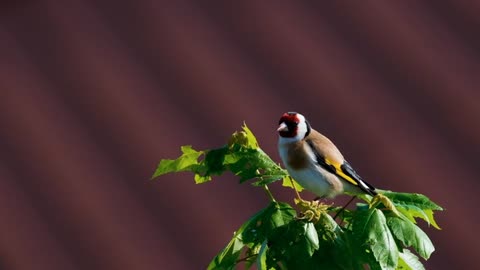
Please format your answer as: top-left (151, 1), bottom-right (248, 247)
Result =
top-left (287, 122), bottom-right (297, 128)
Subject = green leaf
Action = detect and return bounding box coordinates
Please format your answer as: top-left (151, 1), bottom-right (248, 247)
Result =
top-left (208, 202), bottom-right (295, 269)
top-left (396, 205), bottom-right (427, 223)
top-left (304, 222), bottom-right (319, 253)
top-left (331, 229), bottom-right (367, 270)
top-left (242, 123), bottom-right (259, 149)
top-left (207, 203), bottom-right (285, 270)
top-left (397, 249), bottom-right (425, 270)
top-left (203, 147), bottom-right (229, 176)
top-left (267, 221), bottom-right (319, 269)
top-left (315, 211), bottom-right (342, 244)
top-left (194, 173), bottom-right (211, 184)
top-left (152, 145), bottom-right (203, 179)
top-left (423, 209), bottom-right (441, 230)
top-left (281, 176), bottom-right (304, 192)
top-left (207, 203), bottom-right (288, 270)
top-left (225, 126), bottom-right (288, 186)
top-left (207, 235), bottom-right (244, 270)
top-left (395, 207), bottom-right (441, 230)
top-left (269, 203), bottom-right (296, 227)
top-left (227, 123), bottom-right (258, 149)
top-left (232, 149), bottom-right (287, 185)
top-left (380, 191), bottom-right (443, 229)
top-left (256, 240), bottom-right (268, 270)
top-left (386, 215), bottom-right (434, 260)
top-left (353, 208), bottom-right (399, 270)
top-left (242, 202), bottom-right (296, 244)
top-left (380, 191), bottom-right (443, 211)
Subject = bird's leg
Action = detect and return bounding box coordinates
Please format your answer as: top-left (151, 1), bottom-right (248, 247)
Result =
top-left (288, 177), bottom-right (331, 222)
top-left (333, 196), bottom-right (357, 220)
top-left (370, 193), bottom-right (400, 216)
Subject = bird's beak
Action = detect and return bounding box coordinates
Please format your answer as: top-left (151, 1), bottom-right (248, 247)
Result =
top-left (277, 122), bottom-right (288, 132)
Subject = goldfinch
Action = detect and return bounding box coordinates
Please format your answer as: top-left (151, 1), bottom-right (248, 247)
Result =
top-left (277, 112), bottom-right (377, 199)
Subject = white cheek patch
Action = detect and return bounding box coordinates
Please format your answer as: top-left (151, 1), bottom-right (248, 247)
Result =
top-left (295, 121), bottom-right (308, 140)
top-left (294, 114), bottom-right (308, 140)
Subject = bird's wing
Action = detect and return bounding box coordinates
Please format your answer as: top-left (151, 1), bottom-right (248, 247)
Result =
top-left (306, 139), bottom-right (377, 196)
top-left (337, 160), bottom-right (376, 195)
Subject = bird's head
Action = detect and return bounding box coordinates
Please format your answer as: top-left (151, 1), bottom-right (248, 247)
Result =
top-left (277, 112), bottom-right (311, 142)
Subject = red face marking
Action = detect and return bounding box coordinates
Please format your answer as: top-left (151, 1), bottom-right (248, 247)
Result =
top-left (279, 112), bottom-right (299, 124)
top-left (278, 112), bottom-right (300, 138)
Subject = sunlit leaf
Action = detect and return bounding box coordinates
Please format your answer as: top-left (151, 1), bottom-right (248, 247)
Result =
top-left (387, 215), bottom-right (434, 260)
top-left (282, 176), bottom-right (304, 192)
top-left (380, 190), bottom-right (443, 229)
top-left (304, 222), bottom-right (320, 256)
top-left (380, 191), bottom-right (443, 211)
top-left (397, 249), bottom-right (425, 270)
top-left (353, 208), bottom-right (398, 270)
top-left (241, 123), bottom-right (259, 149)
top-left (152, 145), bottom-right (203, 179)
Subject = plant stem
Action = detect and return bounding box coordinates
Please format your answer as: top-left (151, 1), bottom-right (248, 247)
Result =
top-left (236, 254), bottom-right (257, 264)
top-left (289, 176), bottom-right (303, 201)
top-left (263, 185), bottom-right (276, 202)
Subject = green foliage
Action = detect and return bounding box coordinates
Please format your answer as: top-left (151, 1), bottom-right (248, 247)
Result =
top-left (380, 190), bottom-right (443, 230)
top-left (152, 124), bottom-right (443, 270)
top-left (386, 215), bottom-right (434, 260)
top-left (153, 124), bottom-right (289, 186)
top-left (282, 176), bottom-right (304, 192)
top-left (353, 208), bottom-right (398, 269)
top-left (398, 249), bottom-right (426, 270)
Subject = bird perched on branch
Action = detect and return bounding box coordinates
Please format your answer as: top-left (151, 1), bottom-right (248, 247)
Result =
top-left (277, 112), bottom-right (377, 199)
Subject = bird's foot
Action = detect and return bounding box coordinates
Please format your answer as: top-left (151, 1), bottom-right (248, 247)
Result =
top-left (294, 198), bottom-right (331, 223)
top-left (370, 193), bottom-right (401, 216)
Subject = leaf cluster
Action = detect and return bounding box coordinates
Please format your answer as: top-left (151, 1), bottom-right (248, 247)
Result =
top-left (152, 124), bottom-right (443, 270)
top-left (152, 124), bottom-right (289, 186)
top-left (207, 190), bottom-right (441, 270)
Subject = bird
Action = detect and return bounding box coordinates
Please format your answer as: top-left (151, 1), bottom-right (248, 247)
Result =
top-left (277, 112), bottom-right (377, 199)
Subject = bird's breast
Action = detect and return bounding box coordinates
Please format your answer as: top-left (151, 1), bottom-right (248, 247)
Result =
top-left (287, 166), bottom-right (335, 197)
top-left (281, 141), bottom-right (311, 170)
top-left (278, 141), bottom-right (343, 198)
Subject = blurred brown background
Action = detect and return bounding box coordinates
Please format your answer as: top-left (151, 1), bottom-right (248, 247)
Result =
top-left (1, 0), bottom-right (479, 269)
